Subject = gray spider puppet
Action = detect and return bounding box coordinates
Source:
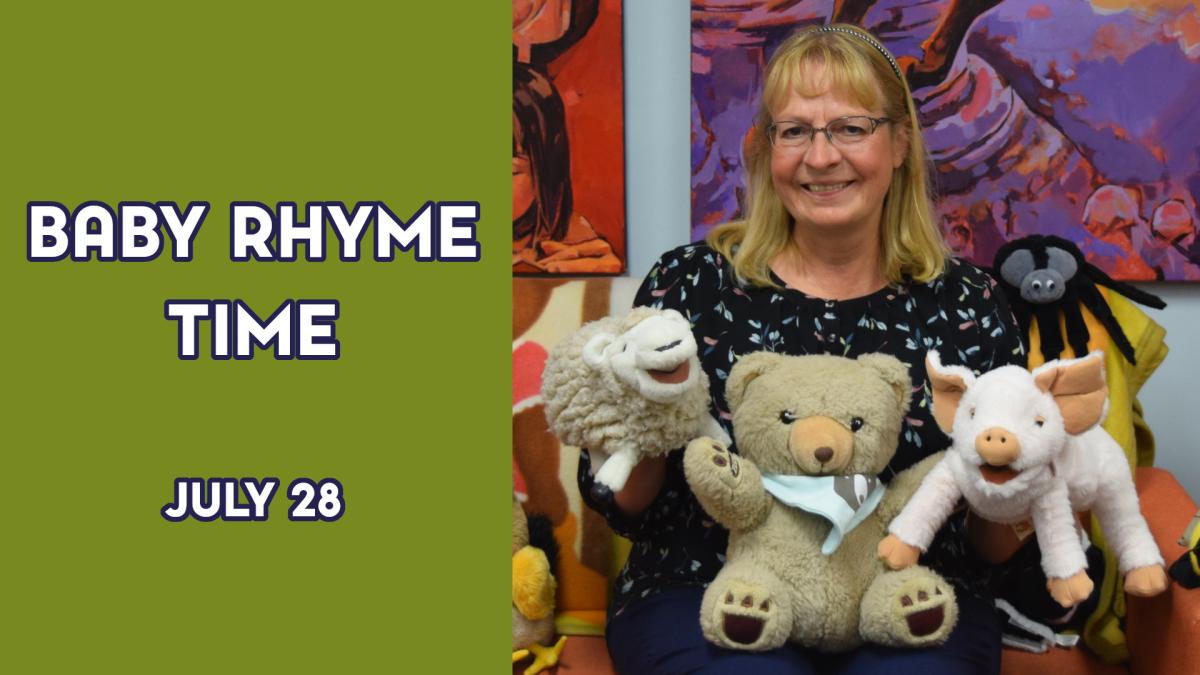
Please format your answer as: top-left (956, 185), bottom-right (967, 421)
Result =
top-left (992, 235), bottom-right (1165, 365)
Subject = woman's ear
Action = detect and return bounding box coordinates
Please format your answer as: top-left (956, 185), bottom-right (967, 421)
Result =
top-left (891, 122), bottom-right (910, 170)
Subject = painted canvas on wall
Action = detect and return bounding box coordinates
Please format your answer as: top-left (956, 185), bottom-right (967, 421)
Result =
top-left (691, 1), bottom-right (1200, 280)
top-left (513, 0), bottom-right (626, 275)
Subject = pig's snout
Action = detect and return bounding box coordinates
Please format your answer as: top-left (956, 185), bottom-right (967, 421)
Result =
top-left (975, 427), bottom-right (1021, 465)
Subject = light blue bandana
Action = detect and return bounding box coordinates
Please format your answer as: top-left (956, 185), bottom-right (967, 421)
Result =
top-left (761, 473), bottom-right (885, 555)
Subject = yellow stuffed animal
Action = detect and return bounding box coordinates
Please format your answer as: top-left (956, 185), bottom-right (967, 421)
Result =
top-left (512, 494), bottom-right (566, 674)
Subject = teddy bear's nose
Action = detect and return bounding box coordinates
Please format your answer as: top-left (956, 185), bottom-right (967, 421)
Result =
top-left (814, 447), bottom-right (834, 463)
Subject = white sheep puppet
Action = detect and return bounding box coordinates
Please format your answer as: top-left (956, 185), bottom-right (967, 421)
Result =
top-left (542, 307), bottom-right (729, 497)
top-left (878, 350), bottom-right (1167, 608)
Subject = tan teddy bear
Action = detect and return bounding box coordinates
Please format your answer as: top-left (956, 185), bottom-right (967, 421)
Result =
top-left (683, 352), bottom-right (958, 652)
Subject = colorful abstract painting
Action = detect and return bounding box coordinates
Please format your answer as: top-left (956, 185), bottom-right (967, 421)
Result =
top-left (691, 1), bottom-right (1200, 280)
top-left (513, 0), bottom-right (626, 275)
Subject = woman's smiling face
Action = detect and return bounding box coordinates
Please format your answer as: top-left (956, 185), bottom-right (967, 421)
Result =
top-left (769, 64), bottom-right (907, 238)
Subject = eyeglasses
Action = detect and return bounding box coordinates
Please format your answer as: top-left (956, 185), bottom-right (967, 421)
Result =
top-left (767, 116), bottom-right (891, 149)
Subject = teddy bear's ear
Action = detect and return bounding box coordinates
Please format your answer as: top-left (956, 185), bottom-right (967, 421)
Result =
top-left (857, 353), bottom-right (912, 411)
top-left (925, 350), bottom-right (974, 434)
top-left (725, 351), bottom-right (784, 413)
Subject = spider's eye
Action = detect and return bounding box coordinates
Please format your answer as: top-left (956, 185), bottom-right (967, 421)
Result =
top-left (780, 411), bottom-right (796, 424)
top-left (849, 417), bottom-right (864, 432)
top-left (968, 407), bottom-right (976, 419)
top-left (1035, 416), bottom-right (1045, 428)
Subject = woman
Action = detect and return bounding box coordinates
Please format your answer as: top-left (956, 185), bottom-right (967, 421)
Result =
top-left (512, 62), bottom-right (621, 274)
top-left (579, 25), bottom-right (1025, 674)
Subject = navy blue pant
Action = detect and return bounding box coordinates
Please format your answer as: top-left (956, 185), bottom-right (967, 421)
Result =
top-left (606, 587), bottom-right (1001, 675)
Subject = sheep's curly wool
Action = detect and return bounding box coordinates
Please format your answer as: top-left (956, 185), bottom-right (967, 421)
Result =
top-left (542, 307), bottom-right (712, 460)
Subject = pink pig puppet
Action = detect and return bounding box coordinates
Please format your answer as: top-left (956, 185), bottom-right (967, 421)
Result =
top-left (878, 350), bottom-right (1167, 608)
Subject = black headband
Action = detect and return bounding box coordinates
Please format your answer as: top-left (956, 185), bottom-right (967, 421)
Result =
top-left (810, 25), bottom-right (904, 83)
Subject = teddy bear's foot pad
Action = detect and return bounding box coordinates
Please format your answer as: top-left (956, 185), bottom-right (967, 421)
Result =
top-left (905, 605), bottom-right (945, 637)
top-left (897, 581), bottom-right (952, 640)
top-left (895, 577), bottom-right (954, 643)
top-left (861, 566), bottom-right (958, 647)
top-left (706, 582), bottom-right (788, 650)
top-left (723, 612), bottom-right (765, 645)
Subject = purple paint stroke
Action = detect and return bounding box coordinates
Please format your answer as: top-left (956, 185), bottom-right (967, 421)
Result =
top-left (690, 0), bottom-right (1200, 279)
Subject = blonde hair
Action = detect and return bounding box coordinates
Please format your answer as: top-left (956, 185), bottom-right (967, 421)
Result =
top-left (706, 24), bottom-right (948, 288)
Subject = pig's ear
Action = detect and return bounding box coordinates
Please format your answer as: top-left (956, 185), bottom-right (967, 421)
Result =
top-left (1033, 351), bottom-right (1107, 434)
top-left (926, 350), bottom-right (974, 434)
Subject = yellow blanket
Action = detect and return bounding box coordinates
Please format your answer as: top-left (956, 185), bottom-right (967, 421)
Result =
top-left (1026, 288), bottom-right (1168, 662)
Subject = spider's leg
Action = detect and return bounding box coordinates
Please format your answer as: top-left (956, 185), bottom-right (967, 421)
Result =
top-left (1060, 289), bottom-right (1092, 359)
top-left (1086, 268), bottom-right (1166, 309)
top-left (1079, 283), bottom-right (1138, 365)
top-left (1033, 303), bottom-right (1064, 362)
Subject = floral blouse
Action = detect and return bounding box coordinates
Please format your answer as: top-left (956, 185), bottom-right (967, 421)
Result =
top-left (578, 243), bottom-right (1026, 617)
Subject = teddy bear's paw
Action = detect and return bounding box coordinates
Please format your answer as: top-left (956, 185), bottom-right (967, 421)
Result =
top-left (684, 437), bottom-right (741, 491)
top-left (861, 567), bottom-right (958, 647)
top-left (702, 579), bottom-right (791, 651)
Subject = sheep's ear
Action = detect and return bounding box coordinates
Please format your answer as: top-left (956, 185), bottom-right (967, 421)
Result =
top-left (582, 333), bottom-right (615, 370)
top-left (725, 352), bottom-right (783, 413)
top-left (925, 351), bottom-right (972, 434)
top-left (1033, 351), bottom-right (1107, 434)
top-left (857, 353), bottom-right (912, 411)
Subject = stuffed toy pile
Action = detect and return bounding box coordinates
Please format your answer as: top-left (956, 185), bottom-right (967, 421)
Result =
top-left (512, 494), bottom-right (566, 675)
top-left (684, 352), bottom-right (958, 652)
top-left (880, 351), bottom-right (1167, 607)
top-left (542, 307), bottom-right (728, 498)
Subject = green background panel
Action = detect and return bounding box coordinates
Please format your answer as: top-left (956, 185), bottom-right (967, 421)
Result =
top-left (2, 2), bottom-right (509, 671)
